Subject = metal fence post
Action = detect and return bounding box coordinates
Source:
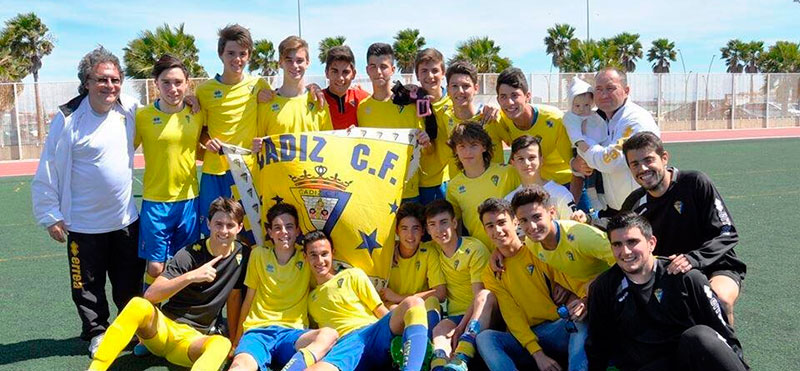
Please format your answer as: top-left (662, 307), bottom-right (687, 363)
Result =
top-left (765, 74), bottom-right (770, 128)
top-left (730, 74), bottom-right (735, 129)
top-left (12, 83), bottom-right (22, 160)
top-left (145, 79), bottom-right (150, 105)
top-left (693, 73), bottom-right (699, 130)
top-left (657, 74), bottom-right (662, 128)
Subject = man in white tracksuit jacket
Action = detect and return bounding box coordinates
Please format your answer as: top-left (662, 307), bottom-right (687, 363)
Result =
top-left (571, 68), bottom-right (660, 214)
top-left (31, 47), bottom-right (144, 355)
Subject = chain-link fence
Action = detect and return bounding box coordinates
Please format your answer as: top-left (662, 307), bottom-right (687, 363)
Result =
top-left (1, 73), bottom-right (798, 160)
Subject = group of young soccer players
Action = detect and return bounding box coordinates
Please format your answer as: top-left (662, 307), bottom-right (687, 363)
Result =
top-left (79, 22), bottom-right (748, 371)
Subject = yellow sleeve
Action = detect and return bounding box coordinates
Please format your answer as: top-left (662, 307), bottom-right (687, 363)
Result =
top-left (469, 244), bottom-right (489, 284)
top-left (320, 105), bottom-right (333, 131)
top-left (352, 270), bottom-right (383, 312)
top-left (426, 249), bottom-right (447, 288)
top-left (484, 116), bottom-right (509, 163)
top-left (482, 267), bottom-right (543, 355)
top-left (583, 225), bottom-right (616, 267)
top-left (445, 184), bottom-right (462, 223)
top-left (243, 248), bottom-right (263, 289)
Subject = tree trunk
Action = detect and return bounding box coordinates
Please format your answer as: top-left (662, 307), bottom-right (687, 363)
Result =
top-left (34, 71), bottom-right (45, 143)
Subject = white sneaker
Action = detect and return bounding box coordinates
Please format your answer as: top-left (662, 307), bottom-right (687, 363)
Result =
top-left (89, 333), bottom-right (104, 358)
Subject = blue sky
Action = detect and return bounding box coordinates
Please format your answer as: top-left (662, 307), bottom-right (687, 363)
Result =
top-left (2, 0), bottom-right (799, 82)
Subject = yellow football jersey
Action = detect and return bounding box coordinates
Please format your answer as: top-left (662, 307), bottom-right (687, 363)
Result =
top-left (446, 164), bottom-right (520, 249)
top-left (432, 237), bottom-right (489, 316)
top-left (418, 96), bottom-right (452, 188)
top-left (388, 243), bottom-right (446, 297)
top-left (196, 75), bottom-right (269, 175)
top-left (526, 220), bottom-right (615, 285)
top-left (357, 96), bottom-right (423, 199)
top-left (440, 108), bottom-right (508, 179)
top-left (482, 246), bottom-right (578, 355)
top-left (134, 104), bottom-right (203, 202)
top-left (308, 268), bottom-right (383, 336)
top-left (498, 104), bottom-right (573, 184)
top-left (242, 243), bottom-right (310, 332)
top-left (257, 92), bottom-right (333, 137)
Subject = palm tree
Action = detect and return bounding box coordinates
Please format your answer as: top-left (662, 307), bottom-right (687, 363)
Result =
top-left (611, 32), bottom-right (643, 72)
top-left (720, 39), bottom-right (747, 73)
top-left (392, 29), bottom-right (426, 73)
top-left (742, 41), bottom-right (764, 73)
top-left (759, 41), bottom-right (800, 114)
top-left (249, 39), bottom-right (278, 77)
top-left (123, 23), bottom-right (206, 79)
top-left (647, 38), bottom-right (677, 73)
top-left (449, 36), bottom-right (512, 73)
top-left (318, 36), bottom-right (346, 65)
top-left (2, 12), bottom-right (54, 142)
top-left (544, 24), bottom-right (576, 72)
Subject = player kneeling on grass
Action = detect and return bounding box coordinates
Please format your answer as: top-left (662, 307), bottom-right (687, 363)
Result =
top-left (229, 203), bottom-right (338, 371)
top-left (88, 197), bottom-right (249, 371)
top-left (424, 200), bottom-right (496, 371)
top-left (381, 202), bottom-right (447, 337)
top-left (476, 198), bottom-right (587, 371)
top-left (303, 231), bottom-right (430, 371)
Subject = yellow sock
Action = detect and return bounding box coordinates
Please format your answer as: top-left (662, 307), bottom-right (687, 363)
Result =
top-left (404, 305), bottom-right (427, 327)
top-left (190, 335), bottom-right (231, 371)
top-left (424, 296), bottom-right (441, 313)
top-left (454, 340), bottom-right (476, 358)
top-left (88, 297), bottom-right (153, 371)
top-left (299, 348), bottom-right (316, 366)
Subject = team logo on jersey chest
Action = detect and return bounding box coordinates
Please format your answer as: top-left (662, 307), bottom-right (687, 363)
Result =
top-left (236, 253), bottom-right (242, 265)
top-left (527, 264), bottom-right (535, 275)
top-left (654, 288), bottom-right (664, 303)
top-left (337, 278), bottom-right (345, 288)
top-left (453, 260), bottom-right (460, 269)
top-left (308, 102), bottom-right (316, 111)
top-left (674, 201), bottom-right (683, 214)
top-left (567, 234), bottom-right (575, 242)
top-left (546, 120), bottom-right (554, 128)
top-left (296, 261), bottom-right (304, 270)
top-left (271, 103), bottom-right (281, 112)
top-left (266, 264), bottom-right (275, 273)
top-left (458, 185), bottom-right (466, 194)
top-left (566, 251), bottom-right (575, 261)
top-left (415, 261), bottom-right (421, 271)
top-left (491, 175), bottom-right (500, 186)
top-left (213, 90), bottom-right (223, 99)
top-left (152, 116), bottom-right (162, 125)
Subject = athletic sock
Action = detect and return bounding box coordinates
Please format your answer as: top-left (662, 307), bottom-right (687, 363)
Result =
top-left (424, 296), bottom-right (441, 339)
top-left (190, 335), bottom-right (231, 371)
top-left (88, 297), bottom-right (152, 371)
top-left (402, 306), bottom-right (429, 371)
top-left (143, 272), bottom-right (157, 292)
top-left (281, 348), bottom-right (316, 371)
top-left (431, 349), bottom-right (448, 371)
top-left (453, 320), bottom-right (480, 360)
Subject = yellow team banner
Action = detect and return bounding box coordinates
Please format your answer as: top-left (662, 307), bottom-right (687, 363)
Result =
top-left (256, 128), bottom-right (420, 289)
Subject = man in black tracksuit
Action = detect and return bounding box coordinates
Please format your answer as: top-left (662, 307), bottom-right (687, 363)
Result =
top-left (586, 212), bottom-right (747, 371)
top-left (619, 132), bottom-right (745, 325)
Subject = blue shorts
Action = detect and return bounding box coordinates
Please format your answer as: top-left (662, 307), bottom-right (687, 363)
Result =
top-left (138, 199), bottom-right (199, 262)
top-left (418, 182), bottom-right (448, 205)
top-left (235, 326), bottom-right (306, 371)
top-left (198, 173), bottom-right (235, 236)
top-left (321, 313), bottom-right (393, 371)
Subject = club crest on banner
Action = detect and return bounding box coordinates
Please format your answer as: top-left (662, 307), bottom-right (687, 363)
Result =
top-left (289, 166), bottom-right (352, 235)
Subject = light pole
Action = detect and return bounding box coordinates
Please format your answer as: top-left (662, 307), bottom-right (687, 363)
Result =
top-left (297, 0), bottom-right (302, 37)
top-left (586, 0), bottom-right (590, 41)
top-left (678, 48), bottom-right (688, 103)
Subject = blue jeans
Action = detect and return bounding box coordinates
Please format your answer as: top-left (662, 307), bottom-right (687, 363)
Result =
top-left (476, 319), bottom-right (588, 371)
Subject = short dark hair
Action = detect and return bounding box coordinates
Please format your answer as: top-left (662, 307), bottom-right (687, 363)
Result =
top-left (447, 122), bottom-right (494, 170)
top-left (496, 67), bottom-right (528, 94)
top-left (208, 197), bottom-right (245, 224)
top-left (415, 48), bottom-right (445, 75)
top-left (510, 185), bottom-right (551, 213)
top-left (152, 54), bottom-right (188, 80)
top-left (510, 135), bottom-right (543, 159)
top-left (266, 203), bottom-right (299, 227)
top-left (622, 131), bottom-right (665, 158)
top-left (326, 45), bottom-right (356, 71)
top-left (424, 200), bottom-right (456, 221)
top-left (302, 230), bottom-right (333, 252)
top-left (217, 24), bottom-right (253, 56)
top-left (366, 42), bottom-right (394, 62)
top-left (445, 60), bottom-right (478, 85)
top-left (478, 198), bottom-right (514, 224)
top-left (396, 202), bottom-right (425, 229)
top-left (606, 211), bottom-right (654, 240)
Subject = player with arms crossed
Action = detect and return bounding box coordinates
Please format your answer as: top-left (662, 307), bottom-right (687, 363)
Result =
top-left (303, 231), bottom-right (430, 371)
top-left (88, 197), bottom-right (249, 371)
top-left (229, 203), bottom-right (338, 371)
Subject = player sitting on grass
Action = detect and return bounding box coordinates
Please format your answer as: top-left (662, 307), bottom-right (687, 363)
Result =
top-left (303, 231), bottom-right (430, 371)
top-left (381, 202), bottom-right (447, 337)
top-left (135, 54), bottom-right (203, 291)
top-left (229, 203), bottom-right (338, 371)
top-left (196, 24), bottom-right (269, 236)
top-left (476, 198), bottom-right (587, 371)
top-left (88, 197), bottom-right (249, 371)
top-left (445, 122), bottom-right (519, 250)
top-left (425, 200), bottom-right (495, 371)
top-left (322, 45), bottom-right (369, 129)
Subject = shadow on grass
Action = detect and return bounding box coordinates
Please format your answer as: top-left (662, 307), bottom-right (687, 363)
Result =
top-left (0, 337), bottom-right (85, 365)
top-left (109, 353), bottom-right (187, 371)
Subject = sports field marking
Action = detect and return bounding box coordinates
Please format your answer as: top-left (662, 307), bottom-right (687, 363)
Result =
top-left (0, 253), bottom-right (63, 263)
top-left (726, 189), bottom-right (800, 200)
